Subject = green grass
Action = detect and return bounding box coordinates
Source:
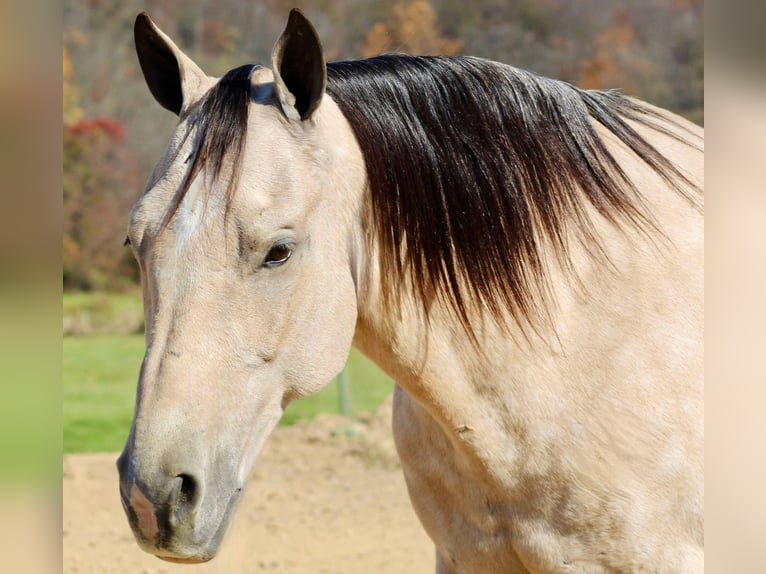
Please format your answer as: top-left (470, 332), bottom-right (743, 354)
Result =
top-left (63, 334), bottom-right (394, 453)
top-left (280, 352), bottom-right (395, 426)
top-left (63, 290), bottom-right (145, 336)
top-left (63, 335), bottom-right (145, 453)
top-left (63, 290), bottom-right (143, 316)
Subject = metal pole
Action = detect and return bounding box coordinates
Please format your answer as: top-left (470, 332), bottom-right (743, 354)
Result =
top-left (337, 367), bottom-right (350, 415)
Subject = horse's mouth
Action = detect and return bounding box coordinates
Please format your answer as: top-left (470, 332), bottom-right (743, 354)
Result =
top-left (126, 482), bottom-right (244, 564)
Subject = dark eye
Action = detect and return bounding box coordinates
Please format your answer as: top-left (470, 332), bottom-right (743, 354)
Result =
top-left (263, 243), bottom-right (293, 268)
top-left (123, 236), bottom-right (131, 247)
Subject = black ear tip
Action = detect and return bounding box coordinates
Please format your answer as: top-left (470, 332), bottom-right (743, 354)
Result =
top-left (287, 8), bottom-right (315, 35)
top-left (134, 13), bottom-right (155, 49)
top-left (135, 12), bottom-right (152, 37)
top-left (288, 8), bottom-right (305, 20)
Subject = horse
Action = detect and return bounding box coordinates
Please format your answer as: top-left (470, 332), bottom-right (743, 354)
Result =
top-left (117, 9), bottom-right (703, 573)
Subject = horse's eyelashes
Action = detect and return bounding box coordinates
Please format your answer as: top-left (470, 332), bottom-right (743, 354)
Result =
top-left (263, 243), bottom-right (293, 268)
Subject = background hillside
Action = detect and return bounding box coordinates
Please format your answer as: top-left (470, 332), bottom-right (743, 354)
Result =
top-left (63, 0), bottom-right (703, 291)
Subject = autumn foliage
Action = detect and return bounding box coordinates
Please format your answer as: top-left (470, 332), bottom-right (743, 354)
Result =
top-left (64, 48), bottom-right (141, 290)
top-left (579, 9), bottom-right (641, 93)
top-left (363, 1), bottom-right (463, 57)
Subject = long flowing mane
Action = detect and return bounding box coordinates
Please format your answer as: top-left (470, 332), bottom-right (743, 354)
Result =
top-left (174, 54), bottom-right (702, 335)
top-left (328, 55), bottom-right (701, 333)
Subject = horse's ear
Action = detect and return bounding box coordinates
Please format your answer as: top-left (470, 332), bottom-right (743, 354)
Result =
top-left (134, 12), bottom-right (209, 116)
top-left (271, 9), bottom-right (327, 122)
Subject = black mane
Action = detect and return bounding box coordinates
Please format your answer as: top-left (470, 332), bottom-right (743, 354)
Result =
top-left (326, 55), bottom-right (700, 333)
top-left (172, 55), bottom-right (702, 335)
top-left (166, 64), bottom-right (258, 227)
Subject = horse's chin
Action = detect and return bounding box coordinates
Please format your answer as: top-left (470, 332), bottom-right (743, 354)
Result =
top-left (138, 541), bottom-right (218, 565)
top-left (158, 554), bottom-right (213, 564)
top-left (144, 538), bottom-right (221, 564)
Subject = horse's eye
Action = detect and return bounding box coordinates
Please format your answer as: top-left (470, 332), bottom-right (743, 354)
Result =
top-left (263, 243), bottom-right (293, 268)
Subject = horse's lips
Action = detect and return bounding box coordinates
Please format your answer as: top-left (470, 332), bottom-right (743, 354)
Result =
top-left (123, 481), bottom-right (244, 564)
top-left (158, 484), bottom-right (244, 563)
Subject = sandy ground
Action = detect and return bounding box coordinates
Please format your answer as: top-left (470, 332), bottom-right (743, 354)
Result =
top-left (63, 397), bottom-right (435, 573)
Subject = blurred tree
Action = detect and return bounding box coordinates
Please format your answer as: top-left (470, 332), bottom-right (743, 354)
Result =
top-left (63, 47), bottom-right (83, 125)
top-left (201, 18), bottom-right (233, 55)
top-left (63, 117), bottom-right (142, 290)
top-left (577, 1), bottom-right (702, 124)
top-left (579, 8), bottom-right (644, 94)
top-left (63, 48), bottom-right (141, 290)
top-left (362, 0), bottom-right (463, 56)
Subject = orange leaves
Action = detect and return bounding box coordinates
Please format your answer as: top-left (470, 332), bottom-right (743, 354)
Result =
top-left (579, 9), bottom-right (641, 92)
top-left (362, 1), bottom-right (463, 57)
top-left (65, 117), bottom-right (125, 141)
top-left (63, 47), bottom-right (84, 125)
top-left (63, 47), bottom-right (73, 81)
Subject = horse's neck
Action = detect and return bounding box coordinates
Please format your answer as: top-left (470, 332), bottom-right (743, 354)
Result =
top-left (352, 164), bottom-right (703, 441)
top-left (351, 244), bottom-right (537, 427)
top-left (352, 306), bottom-right (468, 431)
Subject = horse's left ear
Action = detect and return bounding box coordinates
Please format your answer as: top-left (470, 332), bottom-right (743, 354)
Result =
top-left (271, 9), bottom-right (327, 122)
top-left (134, 13), bottom-right (210, 116)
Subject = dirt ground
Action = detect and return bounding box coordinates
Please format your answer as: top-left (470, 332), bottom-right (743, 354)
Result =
top-left (63, 397), bottom-right (435, 573)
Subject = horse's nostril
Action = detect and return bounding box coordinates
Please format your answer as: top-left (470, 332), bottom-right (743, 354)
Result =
top-left (164, 473), bottom-right (200, 528)
top-left (177, 473), bottom-right (198, 507)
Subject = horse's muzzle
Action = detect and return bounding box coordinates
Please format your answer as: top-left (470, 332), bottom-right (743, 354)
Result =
top-left (116, 448), bottom-right (240, 562)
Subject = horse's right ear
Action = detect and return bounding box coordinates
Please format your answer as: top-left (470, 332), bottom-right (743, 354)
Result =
top-left (134, 13), bottom-right (209, 116)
